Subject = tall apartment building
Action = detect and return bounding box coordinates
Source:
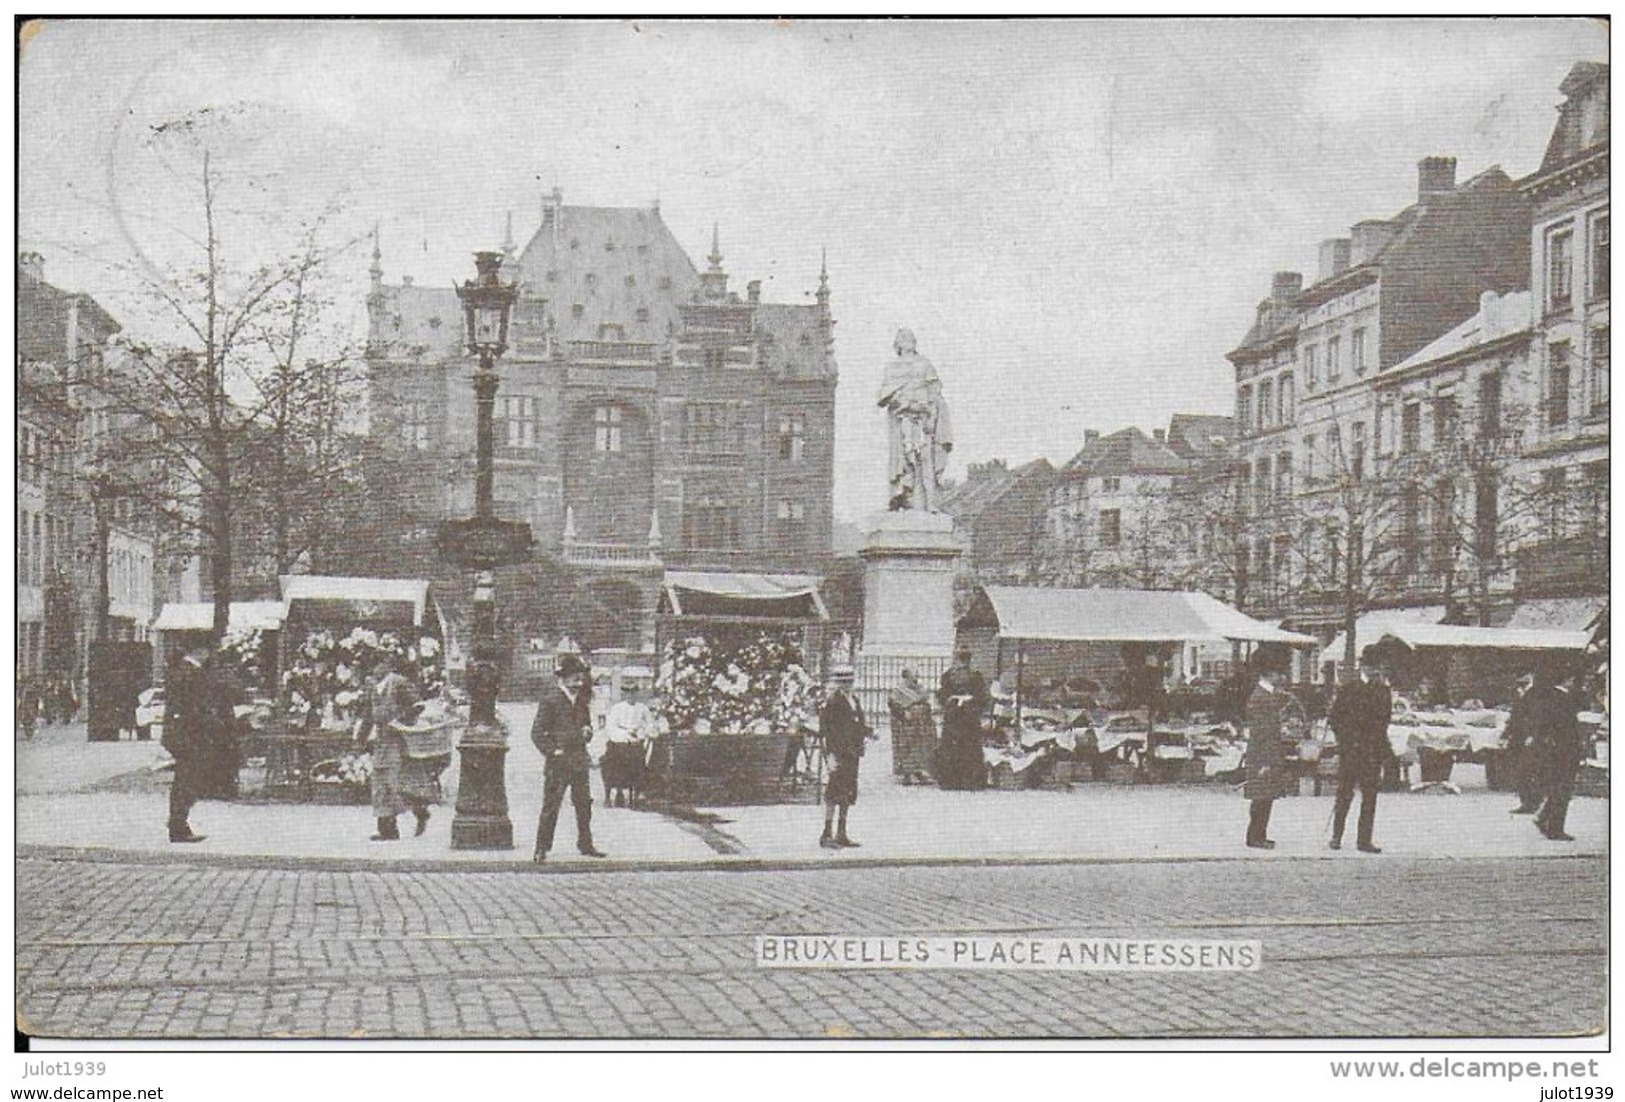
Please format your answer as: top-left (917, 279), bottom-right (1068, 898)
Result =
top-left (1515, 61), bottom-right (1609, 608)
top-left (17, 253), bottom-right (159, 683)
top-left (1228, 155), bottom-right (1531, 630)
top-left (364, 195), bottom-right (837, 652)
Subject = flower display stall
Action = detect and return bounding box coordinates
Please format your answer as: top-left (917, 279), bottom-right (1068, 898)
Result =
top-left (653, 572), bottom-right (832, 804)
top-left (245, 576), bottom-right (450, 804)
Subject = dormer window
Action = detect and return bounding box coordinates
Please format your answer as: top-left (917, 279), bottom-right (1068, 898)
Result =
top-left (625, 274), bottom-right (636, 288)
top-left (605, 240), bottom-right (617, 252)
top-left (427, 317), bottom-right (442, 329)
top-left (546, 270), bottom-right (559, 282)
top-left (637, 244), bottom-right (650, 256)
top-left (636, 307), bottom-right (650, 323)
top-left (571, 304), bottom-right (584, 319)
top-left (585, 272), bottom-right (597, 287)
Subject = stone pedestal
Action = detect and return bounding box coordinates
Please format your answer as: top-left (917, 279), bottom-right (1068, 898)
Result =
top-left (858, 510), bottom-right (962, 659)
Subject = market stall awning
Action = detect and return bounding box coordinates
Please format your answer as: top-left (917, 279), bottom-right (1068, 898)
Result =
top-left (1505, 596), bottom-right (1607, 632)
top-left (1326, 606), bottom-right (1446, 660)
top-left (152, 601), bottom-right (287, 634)
top-left (964, 585), bottom-right (1315, 645)
top-left (279, 575), bottom-right (441, 630)
top-left (1375, 623), bottom-right (1589, 652)
top-left (659, 571), bottom-right (827, 621)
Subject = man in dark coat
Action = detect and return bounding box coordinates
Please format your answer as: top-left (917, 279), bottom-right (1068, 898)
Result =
top-left (1502, 671), bottom-right (1541, 814)
top-left (1327, 646), bottom-right (1397, 853)
top-left (161, 644), bottom-right (214, 843)
top-left (819, 665), bottom-right (870, 848)
top-left (1530, 666), bottom-right (1585, 842)
top-left (530, 653), bottom-right (605, 862)
top-left (1241, 644), bottom-right (1296, 850)
top-left (936, 643), bottom-right (989, 790)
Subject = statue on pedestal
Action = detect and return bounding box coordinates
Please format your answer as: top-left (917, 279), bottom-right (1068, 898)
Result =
top-left (878, 328), bottom-right (954, 512)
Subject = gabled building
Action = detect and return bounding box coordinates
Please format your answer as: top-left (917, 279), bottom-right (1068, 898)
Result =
top-left (939, 457), bottom-right (1054, 584)
top-left (1043, 418), bottom-right (1232, 593)
top-left (365, 194), bottom-right (837, 653)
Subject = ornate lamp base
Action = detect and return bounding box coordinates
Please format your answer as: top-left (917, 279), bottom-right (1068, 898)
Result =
top-left (450, 720), bottom-right (514, 850)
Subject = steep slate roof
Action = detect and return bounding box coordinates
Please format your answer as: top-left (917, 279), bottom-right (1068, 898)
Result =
top-left (1232, 298), bottom-right (1300, 355)
top-left (1059, 427), bottom-right (1187, 478)
top-left (754, 302), bottom-right (832, 379)
top-left (517, 205), bottom-right (700, 344)
top-left (1539, 61), bottom-right (1609, 173)
top-left (369, 282), bottom-right (465, 360)
top-left (17, 268), bottom-right (121, 364)
top-left (939, 458), bottom-right (1052, 520)
top-left (1385, 290), bottom-right (1533, 375)
top-left (1164, 414), bottom-right (1235, 460)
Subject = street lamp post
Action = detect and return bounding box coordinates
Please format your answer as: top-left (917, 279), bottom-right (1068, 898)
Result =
top-left (443, 251), bottom-right (530, 850)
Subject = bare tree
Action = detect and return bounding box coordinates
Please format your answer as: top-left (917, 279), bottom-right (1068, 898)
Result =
top-left (74, 106), bottom-right (363, 638)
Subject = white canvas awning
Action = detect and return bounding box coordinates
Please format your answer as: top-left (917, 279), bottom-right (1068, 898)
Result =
top-left (279, 575), bottom-right (441, 631)
top-left (1376, 623), bottom-right (1589, 652)
top-left (1506, 597), bottom-right (1607, 633)
top-left (152, 601), bottom-right (287, 634)
top-left (966, 586), bottom-right (1315, 646)
top-left (1326, 606), bottom-right (1447, 661)
top-left (659, 571), bottom-right (827, 621)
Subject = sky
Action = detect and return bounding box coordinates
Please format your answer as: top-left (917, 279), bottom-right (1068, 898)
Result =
top-left (18, 18), bottom-right (1608, 523)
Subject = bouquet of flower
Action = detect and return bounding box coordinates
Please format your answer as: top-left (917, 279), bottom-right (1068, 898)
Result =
top-left (656, 631), bottom-right (825, 735)
top-left (281, 628), bottom-right (446, 729)
top-left (219, 626), bottom-right (270, 693)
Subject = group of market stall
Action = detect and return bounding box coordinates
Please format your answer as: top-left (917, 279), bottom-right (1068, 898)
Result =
top-left (154, 576), bottom-right (449, 804)
top-left (950, 585), bottom-right (1317, 789)
top-left (1341, 620), bottom-right (1603, 794)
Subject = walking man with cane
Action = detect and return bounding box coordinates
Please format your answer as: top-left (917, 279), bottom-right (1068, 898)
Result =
top-left (1327, 645), bottom-right (1397, 853)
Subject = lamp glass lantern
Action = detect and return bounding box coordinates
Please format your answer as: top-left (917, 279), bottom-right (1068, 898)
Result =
top-left (458, 251), bottom-right (517, 360)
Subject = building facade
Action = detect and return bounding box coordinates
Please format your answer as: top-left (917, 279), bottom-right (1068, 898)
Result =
top-left (939, 457), bottom-right (1054, 587)
top-left (1515, 61), bottom-right (1609, 606)
top-left (365, 195), bottom-right (837, 653)
top-left (1228, 155), bottom-right (1532, 632)
top-left (17, 253), bottom-right (160, 686)
top-left (1042, 416), bottom-right (1235, 594)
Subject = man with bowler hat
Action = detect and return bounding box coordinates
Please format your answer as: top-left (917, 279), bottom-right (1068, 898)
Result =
top-left (531, 652), bottom-right (605, 862)
top-left (1327, 645), bottom-right (1397, 853)
top-left (1530, 663), bottom-right (1585, 842)
top-left (1241, 643), bottom-right (1296, 850)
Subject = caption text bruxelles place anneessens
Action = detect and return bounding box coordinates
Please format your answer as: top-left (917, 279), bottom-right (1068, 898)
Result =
top-left (756, 936), bottom-right (1261, 972)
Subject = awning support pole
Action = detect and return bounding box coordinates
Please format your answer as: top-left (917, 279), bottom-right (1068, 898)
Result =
top-left (1016, 640), bottom-right (1026, 729)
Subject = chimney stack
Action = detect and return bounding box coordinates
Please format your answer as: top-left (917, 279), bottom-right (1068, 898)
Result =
top-left (1153, 428), bottom-right (1166, 443)
top-left (1479, 290), bottom-right (1499, 340)
top-left (18, 251), bottom-right (43, 281)
top-left (1418, 156), bottom-right (1457, 201)
top-left (1271, 271), bottom-right (1303, 302)
top-left (1349, 220), bottom-right (1397, 266)
top-left (541, 186), bottom-right (563, 226)
top-left (1318, 238), bottom-right (1351, 282)
top-left (746, 279), bottom-right (761, 304)
top-left (1084, 429), bottom-right (1100, 445)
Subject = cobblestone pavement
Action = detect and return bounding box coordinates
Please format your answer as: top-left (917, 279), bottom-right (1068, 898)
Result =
top-left (16, 854), bottom-right (1604, 1040)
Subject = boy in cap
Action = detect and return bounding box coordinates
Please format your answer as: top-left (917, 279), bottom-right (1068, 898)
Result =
top-left (819, 664), bottom-right (870, 849)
